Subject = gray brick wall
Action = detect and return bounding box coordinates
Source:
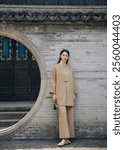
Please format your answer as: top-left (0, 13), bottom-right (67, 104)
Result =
top-left (1, 22), bottom-right (107, 139)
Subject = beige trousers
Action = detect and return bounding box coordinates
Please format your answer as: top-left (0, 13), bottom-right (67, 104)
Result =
top-left (58, 106), bottom-right (75, 139)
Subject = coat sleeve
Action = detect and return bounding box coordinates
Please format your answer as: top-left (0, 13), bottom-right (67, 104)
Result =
top-left (49, 66), bottom-right (56, 94)
top-left (72, 70), bottom-right (77, 95)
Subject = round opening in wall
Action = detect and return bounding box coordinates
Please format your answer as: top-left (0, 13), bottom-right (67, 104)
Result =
top-left (0, 35), bottom-right (40, 129)
top-left (0, 31), bottom-right (47, 136)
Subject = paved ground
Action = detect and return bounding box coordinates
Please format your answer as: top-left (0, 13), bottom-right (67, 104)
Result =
top-left (0, 138), bottom-right (107, 150)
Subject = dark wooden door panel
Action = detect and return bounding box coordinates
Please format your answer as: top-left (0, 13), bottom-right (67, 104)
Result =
top-left (0, 36), bottom-right (40, 101)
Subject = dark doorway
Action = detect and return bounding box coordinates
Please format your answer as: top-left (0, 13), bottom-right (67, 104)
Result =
top-left (0, 36), bottom-right (40, 101)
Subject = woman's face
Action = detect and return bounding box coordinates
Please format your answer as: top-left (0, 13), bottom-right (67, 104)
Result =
top-left (60, 51), bottom-right (69, 63)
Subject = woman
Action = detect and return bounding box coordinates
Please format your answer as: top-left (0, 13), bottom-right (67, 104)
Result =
top-left (49, 49), bottom-right (77, 147)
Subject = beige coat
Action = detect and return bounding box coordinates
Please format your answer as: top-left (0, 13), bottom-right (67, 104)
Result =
top-left (49, 62), bottom-right (77, 106)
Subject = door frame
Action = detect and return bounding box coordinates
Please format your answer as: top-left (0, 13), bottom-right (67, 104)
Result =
top-left (0, 30), bottom-right (47, 136)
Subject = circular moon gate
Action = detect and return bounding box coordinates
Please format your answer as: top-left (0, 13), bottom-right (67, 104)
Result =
top-left (0, 30), bottom-right (47, 136)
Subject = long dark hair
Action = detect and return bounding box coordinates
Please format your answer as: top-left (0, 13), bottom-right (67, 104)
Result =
top-left (57, 49), bottom-right (70, 64)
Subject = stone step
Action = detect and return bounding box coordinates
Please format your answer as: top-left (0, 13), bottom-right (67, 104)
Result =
top-left (0, 101), bottom-right (34, 128)
top-left (0, 107), bottom-right (31, 112)
top-left (0, 119), bottom-right (19, 128)
top-left (0, 101), bottom-right (33, 111)
top-left (0, 111), bottom-right (28, 120)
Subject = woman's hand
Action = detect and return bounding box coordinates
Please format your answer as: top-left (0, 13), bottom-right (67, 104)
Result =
top-left (52, 94), bottom-right (57, 102)
top-left (74, 94), bottom-right (76, 102)
top-left (74, 94), bottom-right (77, 102)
